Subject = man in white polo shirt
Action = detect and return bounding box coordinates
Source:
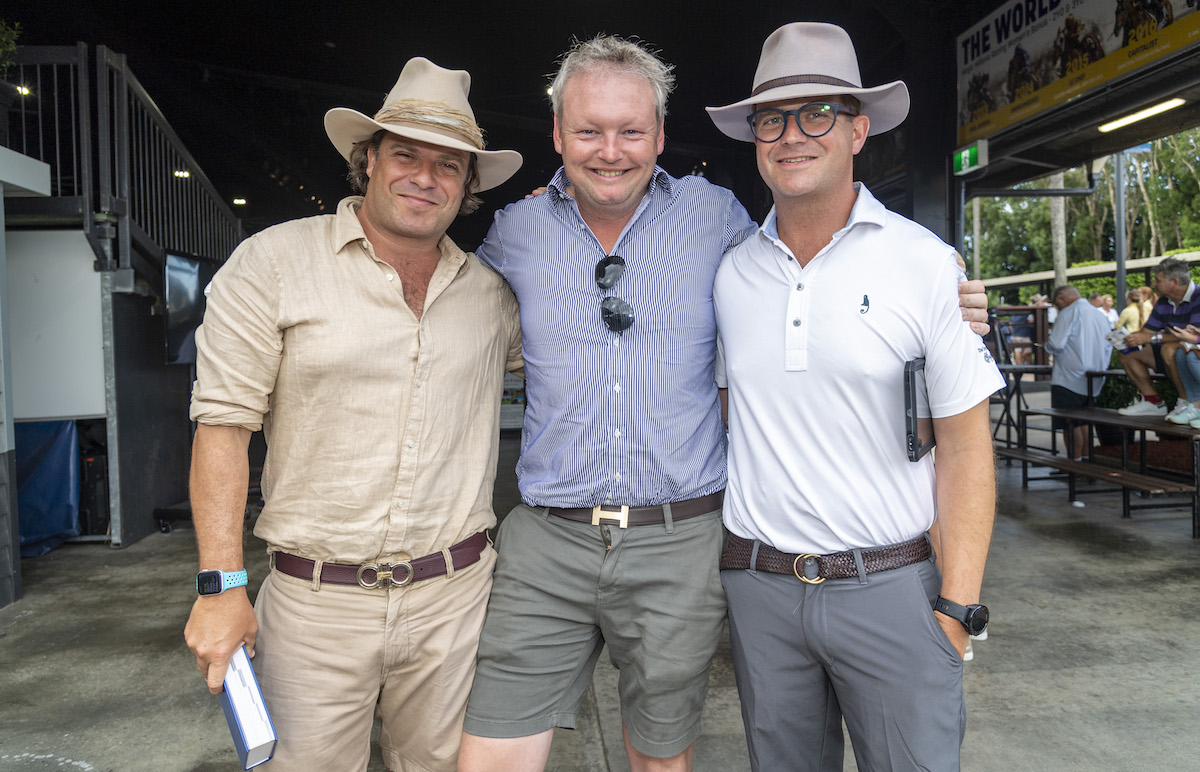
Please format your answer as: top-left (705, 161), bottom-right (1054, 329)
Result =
top-left (706, 23), bottom-right (1004, 771)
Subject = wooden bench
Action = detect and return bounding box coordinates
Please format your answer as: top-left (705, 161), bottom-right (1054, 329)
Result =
top-left (994, 447), bottom-right (1188, 492)
top-left (1084, 368), bottom-right (1170, 404)
top-left (1008, 406), bottom-right (1200, 536)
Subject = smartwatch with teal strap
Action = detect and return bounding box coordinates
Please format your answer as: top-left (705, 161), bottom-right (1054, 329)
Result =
top-left (196, 569), bottom-right (248, 596)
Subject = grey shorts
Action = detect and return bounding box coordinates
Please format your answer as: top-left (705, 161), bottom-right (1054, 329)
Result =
top-left (722, 553), bottom-right (965, 772)
top-left (463, 503), bottom-right (727, 758)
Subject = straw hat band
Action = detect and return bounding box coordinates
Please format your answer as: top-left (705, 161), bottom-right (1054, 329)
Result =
top-left (751, 74), bottom-right (858, 97)
top-left (324, 57), bottom-right (523, 192)
top-left (373, 100), bottom-right (484, 150)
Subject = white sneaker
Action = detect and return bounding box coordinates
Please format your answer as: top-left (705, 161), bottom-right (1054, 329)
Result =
top-left (963, 639), bottom-right (974, 662)
top-left (1118, 397), bottom-right (1167, 416)
top-left (1166, 399), bottom-right (1192, 422)
top-left (1167, 403), bottom-right (1200, 424)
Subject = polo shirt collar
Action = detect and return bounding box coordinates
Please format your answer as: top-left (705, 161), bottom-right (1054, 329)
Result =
top-left (759, 182), bottom-right (886, 242)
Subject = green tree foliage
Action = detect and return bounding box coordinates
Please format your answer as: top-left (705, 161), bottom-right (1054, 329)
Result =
top-left (967, 127), bottom-right (1200, 289)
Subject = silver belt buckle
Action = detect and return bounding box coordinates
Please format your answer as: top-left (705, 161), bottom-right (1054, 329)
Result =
top-left (591, 504), bottom-right (630, 528)
top-left (356, 561), bottom-right (414, 588)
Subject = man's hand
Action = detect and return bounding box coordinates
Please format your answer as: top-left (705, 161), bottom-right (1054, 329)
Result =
top-left (935, 611), bottom-right (969, 659)
top-left (184, 589), bottom-right (258, 694)
top-left (958, 279), bottom-right (991, 336)
top-left (1125, 329), bottom-right (1153, 347)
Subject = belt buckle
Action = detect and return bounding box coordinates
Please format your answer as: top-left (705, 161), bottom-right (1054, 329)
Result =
top-left (356, 561), bottom-right (414, 588)
top-left (792, 554), bottom-right (825, 585)
top-left (591, 504), bottom-right (629, 528)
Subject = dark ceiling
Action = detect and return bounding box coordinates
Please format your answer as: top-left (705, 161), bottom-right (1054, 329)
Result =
top-left (14, 1), bottom-right (1199, 251)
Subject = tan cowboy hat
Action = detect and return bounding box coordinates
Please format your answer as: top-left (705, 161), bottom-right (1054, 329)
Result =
top-left (706, 22), bottom-right (910, 141)
top-left (325, 57), bottom-right (522, 192)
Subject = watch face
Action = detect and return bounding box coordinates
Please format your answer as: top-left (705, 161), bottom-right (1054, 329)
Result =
top-left (196, 571), bottom-right (223, 595)
top-left (966, 605), bottom-right (990, 635)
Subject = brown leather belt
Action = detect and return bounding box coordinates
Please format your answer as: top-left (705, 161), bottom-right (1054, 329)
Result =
top-left (720, 532), bottom-right (931, 584)
top-left (548, 491), bottom-right (724, 528)
top-left (273, 531), bottom-right (488, 589)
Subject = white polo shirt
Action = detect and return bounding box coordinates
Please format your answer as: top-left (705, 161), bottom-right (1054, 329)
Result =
top-left (715, 184), bottom-right (1003, 554)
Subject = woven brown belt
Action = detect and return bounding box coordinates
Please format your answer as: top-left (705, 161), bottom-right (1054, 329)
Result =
top-left (548, 491), bottom-right (724, 528)
top-left (720, 532), bottom-right (931, 584)
top-left (273, 531), bottom-right (488, 589)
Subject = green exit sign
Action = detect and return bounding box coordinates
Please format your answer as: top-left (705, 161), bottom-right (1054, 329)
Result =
top-left (953, 139), bottom-right (989, 175)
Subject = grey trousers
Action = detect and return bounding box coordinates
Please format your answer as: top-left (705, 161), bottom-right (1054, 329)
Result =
top-left (722, 555), bottom-right (966, 772)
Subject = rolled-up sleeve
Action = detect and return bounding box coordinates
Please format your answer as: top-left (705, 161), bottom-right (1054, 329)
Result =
top-left (190, 234), bottom-right (284, 432)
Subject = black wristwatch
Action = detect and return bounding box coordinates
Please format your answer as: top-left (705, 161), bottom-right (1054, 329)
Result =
top-left (933, 595), bottom-right (989, 636)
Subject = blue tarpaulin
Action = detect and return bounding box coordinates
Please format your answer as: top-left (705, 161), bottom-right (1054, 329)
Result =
top-left (16, 421), bottom-right (80, 557)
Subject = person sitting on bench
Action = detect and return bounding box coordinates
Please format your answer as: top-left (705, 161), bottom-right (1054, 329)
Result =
top-left (1116, 258), bottom-right (1200, 420)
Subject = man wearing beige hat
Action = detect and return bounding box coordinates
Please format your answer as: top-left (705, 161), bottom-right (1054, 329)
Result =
top-left (457, 33), bottom-right (991, 772)
top-left (708, 22), bottom-right (1003, 770)
top-left (183, 57), bottom-right (522, 771)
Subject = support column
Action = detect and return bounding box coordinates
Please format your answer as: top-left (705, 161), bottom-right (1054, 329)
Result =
top-left (0, 145), bottom-right (52, 608)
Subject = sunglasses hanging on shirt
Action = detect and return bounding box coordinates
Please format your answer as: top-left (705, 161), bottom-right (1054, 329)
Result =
top-left (595, 254), bottom-right (635, 333)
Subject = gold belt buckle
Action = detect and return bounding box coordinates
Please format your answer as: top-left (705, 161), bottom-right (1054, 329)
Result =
top-left (793, 554), bottom-right (826, 584)
top-left (356, 561), bottom-right (414, 588)
top-left (591, 504), bottom-right (630, 528)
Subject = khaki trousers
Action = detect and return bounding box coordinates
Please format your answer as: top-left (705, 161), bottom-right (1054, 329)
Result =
top-left (253, 546), bottom-right (495, 772)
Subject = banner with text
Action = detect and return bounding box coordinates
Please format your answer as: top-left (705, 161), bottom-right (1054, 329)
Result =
top-left (956, 0), bottom-right (1199, 146)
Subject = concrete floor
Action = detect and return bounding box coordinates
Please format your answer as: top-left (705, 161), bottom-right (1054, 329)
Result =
top-left (4, 395), bottom-right (1200, 771)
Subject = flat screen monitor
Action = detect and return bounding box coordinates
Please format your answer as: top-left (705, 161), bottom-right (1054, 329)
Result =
top-left (164, 252), bottom-right (220, 365)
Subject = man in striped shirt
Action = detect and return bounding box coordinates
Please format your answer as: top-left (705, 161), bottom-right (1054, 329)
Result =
top-left (1115, 257), bottom-right (1200, 418)
top-left (459, 34), bottom-right (990, 772)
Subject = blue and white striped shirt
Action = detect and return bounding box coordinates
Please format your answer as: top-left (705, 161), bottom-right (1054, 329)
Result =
top-left (478, 166), bottom-right (756, 507)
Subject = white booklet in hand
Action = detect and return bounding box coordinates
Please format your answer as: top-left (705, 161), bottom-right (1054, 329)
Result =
top-left (1105, 327), bottom-right (1128, 347)
top-left (220, 645), bottom-right (277, 769)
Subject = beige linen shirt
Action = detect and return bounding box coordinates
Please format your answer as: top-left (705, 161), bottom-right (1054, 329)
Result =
top-left (190, 197), bottom-right (522, 563)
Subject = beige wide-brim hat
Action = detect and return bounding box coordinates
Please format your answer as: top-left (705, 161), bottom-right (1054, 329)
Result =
top-left (707, 22), bottom-right (910, 141)
top-left (325, 57), bottom-right (522, 192)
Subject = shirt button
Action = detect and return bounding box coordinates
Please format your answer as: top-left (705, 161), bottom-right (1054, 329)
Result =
top-left (615, 472), bottom-right (621, 481)
top-left (796, 282), bottom-right (804, 291)
top-left (792, 319), bottom-right (802, 327)
top-left (614, 383), bottom-right (622, 393)
top-left (386, 274), bottom-right (395, 281)
top-left (406, 439), bottom-right (415, 448)
top-left (613, 339), bottom-right (619, 347)
top-left (614, 429), bottom-right (621, 438)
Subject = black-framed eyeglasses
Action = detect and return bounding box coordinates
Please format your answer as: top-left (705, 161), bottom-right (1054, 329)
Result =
top-left (746, 102), bottom-right (859, 143)
top-left (595, 254), bottom-right (634, 333)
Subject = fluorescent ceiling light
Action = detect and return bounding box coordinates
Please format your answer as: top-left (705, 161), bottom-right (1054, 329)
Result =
top-left (1098, 98), bottom-right (1185, 133)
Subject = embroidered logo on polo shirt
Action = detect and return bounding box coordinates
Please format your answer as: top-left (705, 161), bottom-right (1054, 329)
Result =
top-left (860, 295), bottom-right (870, 314)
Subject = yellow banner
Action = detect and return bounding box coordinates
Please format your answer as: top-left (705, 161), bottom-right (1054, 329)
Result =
top-left (957, 0), bottom-right (1199, 146)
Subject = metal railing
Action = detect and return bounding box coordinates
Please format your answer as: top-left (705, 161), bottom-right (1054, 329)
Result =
top-left (3, 44), bottom-right (245, 292)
